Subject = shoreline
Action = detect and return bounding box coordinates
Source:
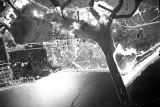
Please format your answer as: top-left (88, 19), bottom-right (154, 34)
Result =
top-left (123, 50), bottom-right (159, 87)
top-left (0, 48), bottom-right (160, 91)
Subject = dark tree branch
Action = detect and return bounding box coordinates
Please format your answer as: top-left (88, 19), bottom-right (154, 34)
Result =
top-left (88, 0), bottom-right (100, 20)
top-left (110, 0), bottom-right (123, 19)
top-left (77, 11), bottom-right (79, 22)
top-left (98, 4), bottom-right (112, 12)
top-left (88, 0), bottom-right (94, 7)
top-left (61, 0), bottom-right (73, 10)
top-left (56, 0), bottom-right (73, 20)
top-left (110, 0), bottom-right (143, 19)
top-left (86, 0), bottom-right (146, 106)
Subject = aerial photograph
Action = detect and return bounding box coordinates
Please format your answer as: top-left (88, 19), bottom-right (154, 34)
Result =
top-left (0, 0), bottom-right (160, 107)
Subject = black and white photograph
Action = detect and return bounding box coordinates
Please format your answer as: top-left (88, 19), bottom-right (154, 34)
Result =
top-left (0, 0), bottom-right (160, 107)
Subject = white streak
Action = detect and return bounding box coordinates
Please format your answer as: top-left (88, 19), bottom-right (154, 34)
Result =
top-left (14, 0), bottom-right (29, 9)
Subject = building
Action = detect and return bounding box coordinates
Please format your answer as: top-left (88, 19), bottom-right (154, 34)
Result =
top-left (0, 37), bottom-right (9, 72)
top-left (0, 37), bottom-right (12, 87)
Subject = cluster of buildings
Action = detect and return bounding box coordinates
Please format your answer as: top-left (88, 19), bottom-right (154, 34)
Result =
top-left (0, 37), bottom-right (49, 87)
top-left (44, 38), bottom-right (108, 70)
top-left (0, 37), bottom-right (12, 87)
top-left (0, 1), bottom-right (108, 87)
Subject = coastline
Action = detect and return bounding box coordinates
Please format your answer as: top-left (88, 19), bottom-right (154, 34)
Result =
top-left (123, 50), bottom-right (159, 87)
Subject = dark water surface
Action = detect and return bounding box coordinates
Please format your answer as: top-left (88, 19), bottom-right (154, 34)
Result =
top-left (128, 58), bottom-right (160, 106)
top-left (0, 72), bottom-right (121, 107)
top-left (1, 57), bottom-right (160, 107)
